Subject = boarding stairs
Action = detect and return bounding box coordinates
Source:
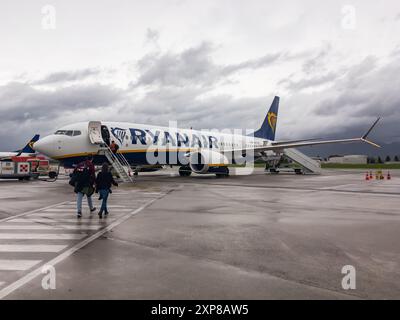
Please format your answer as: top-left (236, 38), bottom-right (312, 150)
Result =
top-left (88, 121), bottom-right (134, 183)
top-left (283, 148), bottom-right (322, 174)
top-left (98, 146), bottom-right (134, 183)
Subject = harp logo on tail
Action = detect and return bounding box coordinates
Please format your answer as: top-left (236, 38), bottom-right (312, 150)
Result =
top-left (267, 112), bottom-right (277, 132)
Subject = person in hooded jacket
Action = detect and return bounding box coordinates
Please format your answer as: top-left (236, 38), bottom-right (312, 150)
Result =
top-left (95, 162), bottom-right (118, 218)
top-left (73, 156), bottom-right (96, 218)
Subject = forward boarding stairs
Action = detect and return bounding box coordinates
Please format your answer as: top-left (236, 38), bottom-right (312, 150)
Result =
top-left (88, 121), bottom-right (134, 183)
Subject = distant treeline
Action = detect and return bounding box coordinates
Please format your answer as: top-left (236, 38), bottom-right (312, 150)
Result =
top-left (367, 155), bottom-right (399, 164)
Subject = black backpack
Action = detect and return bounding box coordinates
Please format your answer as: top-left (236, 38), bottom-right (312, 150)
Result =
top-left (69, 171), bottom-right (77, 186)
top-left (69, 165), bottom-right (90, 187)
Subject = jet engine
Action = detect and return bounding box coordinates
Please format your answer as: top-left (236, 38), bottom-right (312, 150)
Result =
top-left (189, 150), bottom-right (229, 174)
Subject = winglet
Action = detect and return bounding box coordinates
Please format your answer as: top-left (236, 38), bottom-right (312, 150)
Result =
top-left (361, 118), bottom-right (381, 148)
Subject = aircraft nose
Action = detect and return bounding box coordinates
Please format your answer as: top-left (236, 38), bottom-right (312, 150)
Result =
top-left (33, 136), bottom-right (54, 156)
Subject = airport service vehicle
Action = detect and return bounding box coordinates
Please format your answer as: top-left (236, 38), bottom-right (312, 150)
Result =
top-left (0, 156), bottom-right (57, 180)
top-left (0, 157), bottom-right (39, 180)
top-left (33, 96), bottom-right (380, 180)
top-left (0, 135), bottom-right (40, 159)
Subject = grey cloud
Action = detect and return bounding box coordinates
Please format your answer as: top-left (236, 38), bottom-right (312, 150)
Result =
top-left (280, 71), bottom-right (339, 91)
top-left (32, 68), bottom-right (101, 85)
top-left (280, 56), bottom-right (378, 92)
top-left (145, 28), bottom-right (160, 43)
top-left (121, 86), bottom-right (267, 132)
top-left (134, 42), bottom-right (219, 87)
top-left (278, 44), bottom-right (340, 91)
top-left (301, 44), bottom-right (332, 75)
top-left (313, 56), bottom-right (396, 118)
top-left (292, 56), bottom-right (400, 143)
top-left (1, 40), bottom-right (400, 153)
top-left (133, 42), bottom-right (282, 88)
top-left (0, 82), bottom-right (123, 122)
top-left (220, 53), bottom-right (282, 75)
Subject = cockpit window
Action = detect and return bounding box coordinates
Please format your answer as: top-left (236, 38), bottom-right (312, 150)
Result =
top-left (73, 130), bottom-right (81, 136)
top-left (54, 130), bottom-right (78, 136)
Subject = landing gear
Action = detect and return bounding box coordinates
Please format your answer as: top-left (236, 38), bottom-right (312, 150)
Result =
top-left (179, 166), bottom-right (192, 177)
top-left (216, 167), bottom-right (229, 178)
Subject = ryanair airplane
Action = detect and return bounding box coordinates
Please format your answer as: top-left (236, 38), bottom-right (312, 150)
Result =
top-left (0, 135), bottom-right (40, 159)
top-left (33, 97), bottom-right (380, 177)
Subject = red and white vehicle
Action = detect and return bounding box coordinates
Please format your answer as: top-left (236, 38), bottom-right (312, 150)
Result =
top-left (0, 156), bottom-right (56, 180)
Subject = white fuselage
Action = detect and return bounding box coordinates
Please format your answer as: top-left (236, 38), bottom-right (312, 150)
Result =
top-left (33, 121), bottom-right (273, 166)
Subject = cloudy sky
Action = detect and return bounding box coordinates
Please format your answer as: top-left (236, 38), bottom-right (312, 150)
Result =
top-left (0, 0), bottom-right (400, 152)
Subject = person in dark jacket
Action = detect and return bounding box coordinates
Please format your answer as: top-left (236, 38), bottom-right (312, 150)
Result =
top-left (95, 162), bottom-right (118, 218)
top-left (73, 157), bottom-right (96, 218)
top-left (109, 140), bottom-right (119, 154)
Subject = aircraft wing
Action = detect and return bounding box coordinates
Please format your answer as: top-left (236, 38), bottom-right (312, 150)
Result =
top-left (232, 118), bottom-right (381, 153)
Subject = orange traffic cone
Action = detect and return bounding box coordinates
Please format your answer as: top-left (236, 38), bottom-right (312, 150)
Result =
top-left (365, 172), bottom-right (370, 181)
top-left (387, 171), bottom-right (391, 180)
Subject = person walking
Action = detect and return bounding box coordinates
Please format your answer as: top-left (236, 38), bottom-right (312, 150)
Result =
top-left (71, 157), bottom-right (96, 218)
top-left (95, 162), bottom-right (118, 218)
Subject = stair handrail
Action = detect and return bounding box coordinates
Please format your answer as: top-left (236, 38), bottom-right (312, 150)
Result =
top-left (101, 144), bottom-right (133, 182)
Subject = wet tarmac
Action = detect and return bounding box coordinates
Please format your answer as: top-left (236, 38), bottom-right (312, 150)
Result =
top-left (0, 168), bottom-right (399, 299)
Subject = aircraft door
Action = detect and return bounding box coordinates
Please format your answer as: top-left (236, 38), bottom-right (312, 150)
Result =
top-left (101, 125), bottom-right (110, 146)
top-left (88, 121), bottom-right (104, 145)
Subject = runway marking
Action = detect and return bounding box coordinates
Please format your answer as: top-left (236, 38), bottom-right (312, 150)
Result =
top-left (30, 213), bottom-right (96, 217)
top-left (62, 204), bottom-right (131, 208)
top-left (43, 208), bottom-right (132, 212)
top-left (0, 202), bottom-right (69, 223)
top-left (29, 212), bottom-right (126, 218)
top-left (0, 233), bottom-right (86, 240)
top-left (197, 182), bottom-right (400, 197)
top-left (0, 260), bottom-right (42, 271)
top-left (0, 189), bottom-right (170, 299)
top-left (9, 218), bottom-right (111, 223)
top-left (0, 225), bottom-right (101, 231)
top-left (0, 245), bottom-right (67, 253)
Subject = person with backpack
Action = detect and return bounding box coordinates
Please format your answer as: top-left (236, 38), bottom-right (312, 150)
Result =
top-left (70, 156), bottom-right (96, 218)
top-left (95, 162), bottom-right (118, 218)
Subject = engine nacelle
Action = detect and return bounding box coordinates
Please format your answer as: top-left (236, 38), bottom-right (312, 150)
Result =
top-left (189, 150), bottom-right (229, 174)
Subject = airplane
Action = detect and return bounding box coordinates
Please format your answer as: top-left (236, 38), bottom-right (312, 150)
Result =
top-left (0, 135), bottom-right (40, 159)
top-left (32, 96), bottom-right (380, 177)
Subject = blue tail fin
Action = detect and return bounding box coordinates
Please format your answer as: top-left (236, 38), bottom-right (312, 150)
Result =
top-left (16, 134), bottom-right (40, 154)
top-left (253, 96), bottom-right (279, 141)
